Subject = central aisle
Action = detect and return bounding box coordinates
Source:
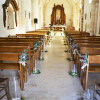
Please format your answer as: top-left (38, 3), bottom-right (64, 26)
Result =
top-left (22, 36), bottom-right (83, 100)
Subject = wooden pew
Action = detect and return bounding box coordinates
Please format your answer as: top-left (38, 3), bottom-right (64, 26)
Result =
top-left (65, 31), bottom-right (100, 88)
top-left (0, 33), bottom-right (45, 90)
top-left (0, 45), bottom-right (32, 74)
top-left (15, 34), bottom-right (46, 49)
top-left (0, 42), bottom-right (35, 74)
top-left (77, 47), bottom-right (100, 75)
top-left (26, 31), bottom-right (47, 34)
top-left (0, 36), bottom-right (43, 61)
top-left (16, 33), bottom-right (45, 37)
top-left (26, 30), bottom-right (50, 44)
top-left (0, 37), bottom-right (43, 53)
top-left (65, 31), bottom-right (100, 90)
top-left (84, 55), bottom-right (100, 90)
top-left (0, 52), bottom-right (27, 91)
top-left (73, 43), bottom-right (100, 66)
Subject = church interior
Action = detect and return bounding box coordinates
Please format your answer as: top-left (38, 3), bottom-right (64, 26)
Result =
top-left (0, 0), bottom-right (100, 100)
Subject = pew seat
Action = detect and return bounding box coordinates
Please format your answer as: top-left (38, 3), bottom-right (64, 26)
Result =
top-left (0, 53), bottom-right (27, 91)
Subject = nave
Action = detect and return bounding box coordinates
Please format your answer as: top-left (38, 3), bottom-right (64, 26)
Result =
top-left (21, 36), bottom-right (83, 100)
top-left (0, 36), bottom-right (83, 100)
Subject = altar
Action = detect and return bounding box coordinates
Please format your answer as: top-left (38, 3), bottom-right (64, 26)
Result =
top-left (52, 25), bottom-right (66, 31)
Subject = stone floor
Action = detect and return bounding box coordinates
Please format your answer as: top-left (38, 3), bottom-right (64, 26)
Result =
top-left (21, 36), bottom-right (83, 100)
top-left (0, 36), bottom-right (100, 100)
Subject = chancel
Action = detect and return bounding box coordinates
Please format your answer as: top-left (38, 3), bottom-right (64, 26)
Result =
top-left (0, 0), bottom-right (100, 100)
top-left (51, 4), bottom-right (66, 31)
top-left (51, 4), bottom-right (66, 26)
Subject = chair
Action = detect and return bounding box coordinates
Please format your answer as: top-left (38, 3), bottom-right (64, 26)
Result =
top-left (93, 83), bottom-right (100, 100)
top-left (0, 78), bottom-right (10, 100)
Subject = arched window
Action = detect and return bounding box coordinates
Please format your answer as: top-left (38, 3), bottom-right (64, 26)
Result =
top-left (7, 7), bottom-right (14, 29)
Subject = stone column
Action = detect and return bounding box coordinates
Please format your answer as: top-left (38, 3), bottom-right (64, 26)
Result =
top-left (80, 0), bottom-right (84, 31)
top-left (33, 0), bottom-right (39, 29)
top-left (90, 0), bottom-right (99, 35)
top-left (43, 4), bottom-right (46, 27)
top-left (31, 0), bottom-right (34, 29)
top-left (38, 5), bottom-right (43, 28)
top-left (18, 0), bottom-right (26, 33)
top-left (73, 3), bottom-right (79, 30)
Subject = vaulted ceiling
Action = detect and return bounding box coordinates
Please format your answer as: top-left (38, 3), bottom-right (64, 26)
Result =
top-left (39, 0), bottom-right (80, 7)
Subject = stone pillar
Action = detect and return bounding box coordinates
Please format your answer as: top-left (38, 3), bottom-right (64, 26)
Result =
top-left (43, 4), bottom-right (46, 27)
top-left (97, 0), bottom-right (100, 35)
top-left (33, 0), bottom-right (39, 29)
top-left (18, 0), bottom-right (26, 33)
top-left (25, 0), bottom-right (31, 32)
top-left (38, 5), bottom-right (43, 28)
top-left (31, 0), bottom-right (34, 29)
top-left (80, 0), bottom-right (84, 31)
top-left (90, 0), bottom-right (99, 35)
top-left (94, 2), bottom-right (99, 35)
top-left (74, 3), bottom-right (79, 30)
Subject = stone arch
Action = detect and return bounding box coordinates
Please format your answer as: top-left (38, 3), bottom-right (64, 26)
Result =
top-left (2, 0), bottom-right (19, 27)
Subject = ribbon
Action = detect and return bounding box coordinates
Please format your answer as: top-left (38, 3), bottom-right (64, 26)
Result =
top-left (34, 42), bottom-right (40, 52)
top-left (73, 49), bottom-right (77, 54)
top-left (19, 52), bottom-right (28, 67)
top-left (81, 63), bottom-right (89, 69)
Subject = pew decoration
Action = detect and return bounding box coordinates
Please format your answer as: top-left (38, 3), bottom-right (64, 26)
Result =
top-left (19, 50), bottom-right (29, 67)
top-left (39, 39), bottom-right (44, 61)
top-left (80, 52), bottom-right (88, 70)
top-left (34, 42), bottom-right (39, 52)
top-left (32, 42), bottom-right (41, 74)
top-left (12, 77), bottom-right (21, 100)
top-left (64, 43), bottom-right (67, 45)
top-left (35, 38), bottom-right (45, 61)
top-left (21, 98), bottom-right (26, 100)
top-left (68, 36), bottom-right (89, 69)
top-left (69, 64), bottom-right (77, 76)
top-left (43, 40), bottom-right (48, 53)
top-left (66, 37), bottom-right (75, 61)
top-left (40, 37), bottom-right (44, 44)
top-left (65, 32), bottom-right (89, 76)
top-left (47, 31), bottom-right (51, 36)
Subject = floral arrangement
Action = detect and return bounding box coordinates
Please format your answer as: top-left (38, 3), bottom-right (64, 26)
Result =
top-left (19, 49), bottom-right (29, 67)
